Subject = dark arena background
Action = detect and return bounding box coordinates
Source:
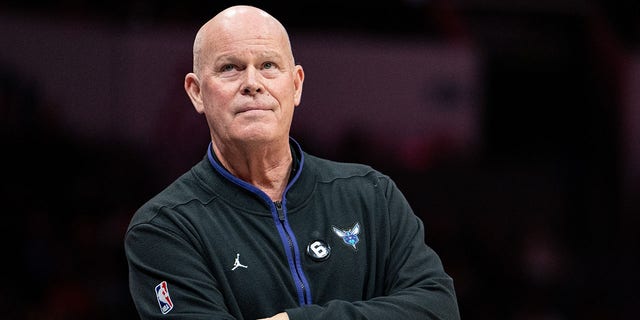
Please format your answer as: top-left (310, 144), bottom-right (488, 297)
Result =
top-left (1, 0), bottom-right (639, 319)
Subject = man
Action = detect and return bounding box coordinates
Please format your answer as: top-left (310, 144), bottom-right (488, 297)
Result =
top-left (125, 5), bottom-right (460, 320)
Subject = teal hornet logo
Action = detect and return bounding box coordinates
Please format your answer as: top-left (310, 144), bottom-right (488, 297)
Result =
top-left (332, 223), bottom-right (360, 250)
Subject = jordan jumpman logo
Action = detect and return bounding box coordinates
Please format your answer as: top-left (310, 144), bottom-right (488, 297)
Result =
top-left (231, 253), bottom-right (248, 271)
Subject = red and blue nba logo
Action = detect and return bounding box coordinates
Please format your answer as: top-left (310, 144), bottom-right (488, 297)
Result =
top-left (155, 281), bottom-right (173, 314)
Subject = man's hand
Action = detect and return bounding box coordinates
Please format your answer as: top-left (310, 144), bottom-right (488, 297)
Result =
top-left (257, 312), bottom-right (289, 320)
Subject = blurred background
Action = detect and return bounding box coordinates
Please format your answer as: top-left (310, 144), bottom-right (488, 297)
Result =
top-left (1, 0), bottom-right (638, 319)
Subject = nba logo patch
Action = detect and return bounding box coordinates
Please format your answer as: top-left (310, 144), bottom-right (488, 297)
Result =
top-left (155, 281), bottom-right (173, 314)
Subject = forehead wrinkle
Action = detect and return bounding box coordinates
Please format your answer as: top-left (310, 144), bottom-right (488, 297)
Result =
top-left (216, 49), bottom-right (282, 61)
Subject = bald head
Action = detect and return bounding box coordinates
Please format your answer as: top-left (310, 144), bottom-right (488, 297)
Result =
top-left (192, 5), bottom-right (294, 75)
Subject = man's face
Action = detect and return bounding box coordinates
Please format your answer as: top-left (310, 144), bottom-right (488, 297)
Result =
top-left (188, 15), bottom-right (304, 148)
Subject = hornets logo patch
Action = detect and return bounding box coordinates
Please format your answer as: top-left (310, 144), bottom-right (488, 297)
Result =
top-left (332, 223), bottom-right (360, 250)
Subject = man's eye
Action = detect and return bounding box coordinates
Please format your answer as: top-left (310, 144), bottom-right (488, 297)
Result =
top-left (221, 64), bottom-right (235, 72)
top-left (263, 62), bottom-right (274, 69)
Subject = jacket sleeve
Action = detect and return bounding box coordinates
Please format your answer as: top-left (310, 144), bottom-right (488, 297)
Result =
top-left (124, 208), bottom-right (235, 320)
top-left (285, 177), bottom-right (460, 320)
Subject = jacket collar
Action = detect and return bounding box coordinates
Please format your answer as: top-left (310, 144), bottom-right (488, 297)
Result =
top-left (192, 138), bottom-right (314, 213)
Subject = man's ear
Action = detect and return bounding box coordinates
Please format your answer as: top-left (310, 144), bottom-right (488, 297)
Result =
top-left (185, 73), bottom-right (205, 114)
top-left (293, 65), bottom-right (304, 107)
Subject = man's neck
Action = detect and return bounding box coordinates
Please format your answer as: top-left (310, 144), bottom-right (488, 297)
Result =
top-left (213, 141), bottom-right (293, 201)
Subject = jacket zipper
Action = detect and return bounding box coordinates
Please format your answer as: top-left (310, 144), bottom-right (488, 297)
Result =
top-left (274, 200), bottom-right (308, 304)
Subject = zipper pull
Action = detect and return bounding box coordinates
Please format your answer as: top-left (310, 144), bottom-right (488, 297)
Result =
top-left (274, 201), bottom-right (285, 221)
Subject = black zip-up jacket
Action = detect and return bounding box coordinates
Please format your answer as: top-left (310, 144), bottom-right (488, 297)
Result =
top-left (125, 139), bottom-right (460, 319)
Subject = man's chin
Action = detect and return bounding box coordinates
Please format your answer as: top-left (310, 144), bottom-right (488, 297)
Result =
top-left (232, 129), bottom-right (280, 144)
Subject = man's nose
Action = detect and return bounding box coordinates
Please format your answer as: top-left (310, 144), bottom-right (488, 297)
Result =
top-left (241, 67), bottom-right (263, 95)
